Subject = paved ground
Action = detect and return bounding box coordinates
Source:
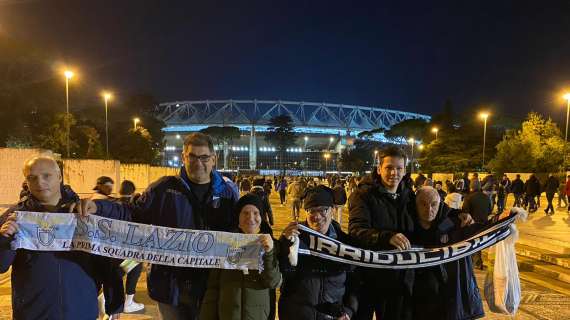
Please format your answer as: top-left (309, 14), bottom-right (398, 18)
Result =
top-left (1, 192), bottom-right (570, 319)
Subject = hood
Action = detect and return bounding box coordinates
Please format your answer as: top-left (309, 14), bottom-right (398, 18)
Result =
top-left (179, 166), bottom-right (227, 195)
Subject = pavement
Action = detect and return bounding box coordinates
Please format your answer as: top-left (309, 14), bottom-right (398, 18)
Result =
top-left (1, 192), bottom-right (570, 319)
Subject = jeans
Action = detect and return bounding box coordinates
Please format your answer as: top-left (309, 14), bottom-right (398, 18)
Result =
top-left (279, 190), bottom-right (286, 204)
top-left (513, 193), bottom-right (523, 207)
top-left (546, 193), bottom-right (555, 213)
top-left (291, 198), bottom-right (301, 220)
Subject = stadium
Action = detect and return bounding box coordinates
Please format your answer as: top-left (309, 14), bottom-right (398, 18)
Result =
top-left (155, 99), bottom-right (431, 174)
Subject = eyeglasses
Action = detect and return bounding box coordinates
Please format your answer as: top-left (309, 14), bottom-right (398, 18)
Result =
top-left (186, 153), bottom-right (213, 163)
top-left (305, 206), bottom-right (332, 217)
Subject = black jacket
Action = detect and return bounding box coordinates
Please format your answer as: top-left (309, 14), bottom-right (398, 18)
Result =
top-left (409, 203), bottom-right (485, 320)
top-left (544, 176), bottom-right (560, 194)
top-left (524, 176), bottom-right (541, 196)
top-left (510, 178), bottom-right (524, 194)
top-left (461, 191), bottom-right (491, 225)
top-left (348, 171), bottom-right (415, 294)
top-left (278, 220), bottom-right (359, 320)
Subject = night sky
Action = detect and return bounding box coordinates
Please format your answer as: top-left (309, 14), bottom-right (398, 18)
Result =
top-left (2, 0), bottom-right (570, 119)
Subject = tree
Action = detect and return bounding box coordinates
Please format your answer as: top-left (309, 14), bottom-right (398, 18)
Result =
top-left (489, 112), bottom-right (565, 173)
top-left (383, 119), bottom-right (430, 142)
top-left (265, 115), bottom-right (297, 173)
top-left (200, 126), bottom-right (241, 168)
top-left (338, 140), bottom-right (379, 173)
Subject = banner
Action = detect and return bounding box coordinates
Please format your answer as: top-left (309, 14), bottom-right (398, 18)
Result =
top-left (11, 211), bottom-right (264, 271)
top-left (297, 213), bottom-right (517, 269)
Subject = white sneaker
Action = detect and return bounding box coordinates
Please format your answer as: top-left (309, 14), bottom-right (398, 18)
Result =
top-left (123, 300), bottom-right (145, 313)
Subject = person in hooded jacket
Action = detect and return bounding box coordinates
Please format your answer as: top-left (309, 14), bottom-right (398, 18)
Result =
top-left (199, 193), bottom-right (281, 320)
top-left (279, 185), bottom-right (359, 320)
top-left (410, 187), bottom-right (484, 320)
top-left (0, 156), bottom-right (126, 320)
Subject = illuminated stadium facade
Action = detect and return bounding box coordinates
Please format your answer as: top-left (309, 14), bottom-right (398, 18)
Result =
top-left (156, 99), bottom-right (430, 173)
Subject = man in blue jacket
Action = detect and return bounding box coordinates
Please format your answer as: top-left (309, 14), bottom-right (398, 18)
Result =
top-left (0, 156), bottom-right (124, 320)
top-left (86, 132), bottom-right (239, 319)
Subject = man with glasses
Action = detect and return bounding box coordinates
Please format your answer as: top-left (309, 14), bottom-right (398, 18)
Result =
top-left (278, 185), bottom-right (358, 320)
top-left (84, 132), bottom-right (239, 320)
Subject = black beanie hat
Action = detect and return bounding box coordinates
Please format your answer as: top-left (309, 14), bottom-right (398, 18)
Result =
top-left (235, 193), bottom-right (264, 216)
top-left (303, 185), bottom-right (335, 209)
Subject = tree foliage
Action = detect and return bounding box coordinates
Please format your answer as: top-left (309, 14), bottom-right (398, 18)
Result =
top-left (265, 115), bottom-right (297, 173)
top-left (488, 112), bottom-right (565, 173)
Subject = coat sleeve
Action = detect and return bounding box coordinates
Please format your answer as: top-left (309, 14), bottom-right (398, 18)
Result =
top-left (265, 197), bottom-right (274, 225)
top-left (342, 269), bottom-right (360, 318)
top-left (199, 270), bottom-right (221, 320)
top-left (260, 245), bottom-right (282, 289)
top-left (348, 190), bottom-right (394, 250)
top-left (0, 209), bottom-right (16, 273)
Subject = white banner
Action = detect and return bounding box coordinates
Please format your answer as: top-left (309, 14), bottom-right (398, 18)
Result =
top-left (11, 211), bottom-right (264, 270)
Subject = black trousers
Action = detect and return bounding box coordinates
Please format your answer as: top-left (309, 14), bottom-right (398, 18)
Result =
top-left (353, 289), bottom-right (412, 320)
top-left (125, 263), bottom-right (143, 295)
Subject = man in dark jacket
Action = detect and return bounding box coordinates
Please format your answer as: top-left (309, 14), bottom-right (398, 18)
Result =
top-left (0, 156), bottom-right (124, 320)
top-left (544, 174), bottom-right (560, 215)
top-left (279, 185), bottom-right (358, 320)
top-left (348, 146), bottom-right (415, 320)
top-left (251, 177), bottom-right (275, 229)
top-left (510, 174), bottom-right (524, 207)
top-left (525, 174), bottom-right (541, 212)
top-left (84, 133), bottom-right (239, 320)
top-left (462, 183), bottom-right (491, 270)
top-left (411, 187), bottom-right (484, 320)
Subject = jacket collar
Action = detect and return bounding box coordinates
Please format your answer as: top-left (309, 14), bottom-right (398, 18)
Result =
top-left (18, 184), bottom-right (79, 212)
top-left (179, 166), bottom-right (226, 196)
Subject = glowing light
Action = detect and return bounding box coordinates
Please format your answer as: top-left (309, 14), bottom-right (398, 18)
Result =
top-left (64, 70), bottom-right (74, 79)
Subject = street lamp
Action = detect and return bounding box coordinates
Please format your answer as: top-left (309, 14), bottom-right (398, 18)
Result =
top-left (408, 137), bottom-right (415, 173)
top-left (373, 149), bottom-right (378, 166)
top-left (304, 136), bottom-right (309, 150)
top-left (64, 70), bottom-right (74, 157)
top-left (324, 153), bottom-right (331, 172)
top-left (431, 127), bottom-right (439, 140)
top-left (418, 144), bottom-right (424, 151)
top-left (563, 93), bottom-right (570, 168)
top-left (479, 112), bottom-right (490, 168)
top-left (102, 92), bottom-right (112, 158)
top-left (133, 117), bottom-right (140, 130)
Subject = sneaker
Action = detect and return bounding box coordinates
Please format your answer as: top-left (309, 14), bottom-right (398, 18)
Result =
top-left (123, 300), bottom-right (145, 313)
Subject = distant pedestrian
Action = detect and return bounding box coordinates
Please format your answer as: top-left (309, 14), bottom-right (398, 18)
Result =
top-left (544, 174), bottom-right (559, 215)
top-left (277, 177), bottom-right (288, 205)
top-left (511, 174), bottom-right (524, 207)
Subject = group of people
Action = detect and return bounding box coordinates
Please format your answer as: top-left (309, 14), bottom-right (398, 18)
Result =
top-left (0, 132), bottom-right (502, 320)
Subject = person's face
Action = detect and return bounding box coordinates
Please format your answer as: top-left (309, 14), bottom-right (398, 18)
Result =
top-left (435, 184), bottom-right (442, 190)
top-left (377, 156), bottom-right (405, 190)
top-left (98, 183), bottom-right (114, 196)
top-left (183, 145), bottom-right (215, 183)
top-left (306, 206), bottom-right (333, 234)
top-left (25, 160), bottom-right (62, 204)
top-left (239, 204), bottom-right (261, 234)
top-left (416, 193), bottom-right (440, 224)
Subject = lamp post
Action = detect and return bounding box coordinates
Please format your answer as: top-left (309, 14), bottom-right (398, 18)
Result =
top-left (324, 153), bottom-right (330, 172)
top-left (103, 92), bottom-right (112, 158)
top-left (373, 149), bottom-right (378, 167)
top-left (431, 127), bottom-right (439, 140)
top-left (563, 94), bottom-right (570, 169)
top-left (304, 136), bottom-right (309, 150)
top-left (479, 112), bottom-right (490, 168)
top-left (64, 70), bottom-right (74, 157)
top-left (133, 117), bottom-right (140, 130)
top-left (408, 137), bottom-right (415, 173)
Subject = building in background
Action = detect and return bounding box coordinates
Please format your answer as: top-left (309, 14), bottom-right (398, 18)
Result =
top-left (155, 99), bottom-right (430, 174)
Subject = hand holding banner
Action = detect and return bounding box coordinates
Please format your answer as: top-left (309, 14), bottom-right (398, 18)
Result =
top-left (11, 211), bottom-right (265, 271)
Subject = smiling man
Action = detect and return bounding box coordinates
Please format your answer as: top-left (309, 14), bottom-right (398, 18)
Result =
top-left (87, 132), bottom-right (239, 319)
top-left (348, 146), bottom-right (416, 320)
top-left (0, 156), bottom-right (124, 320)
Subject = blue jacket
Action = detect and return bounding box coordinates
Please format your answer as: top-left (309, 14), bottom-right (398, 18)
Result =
top-left (95, 168), bottom-right (239, 306)
top-left (0, 185), bottom-right (123, 320)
